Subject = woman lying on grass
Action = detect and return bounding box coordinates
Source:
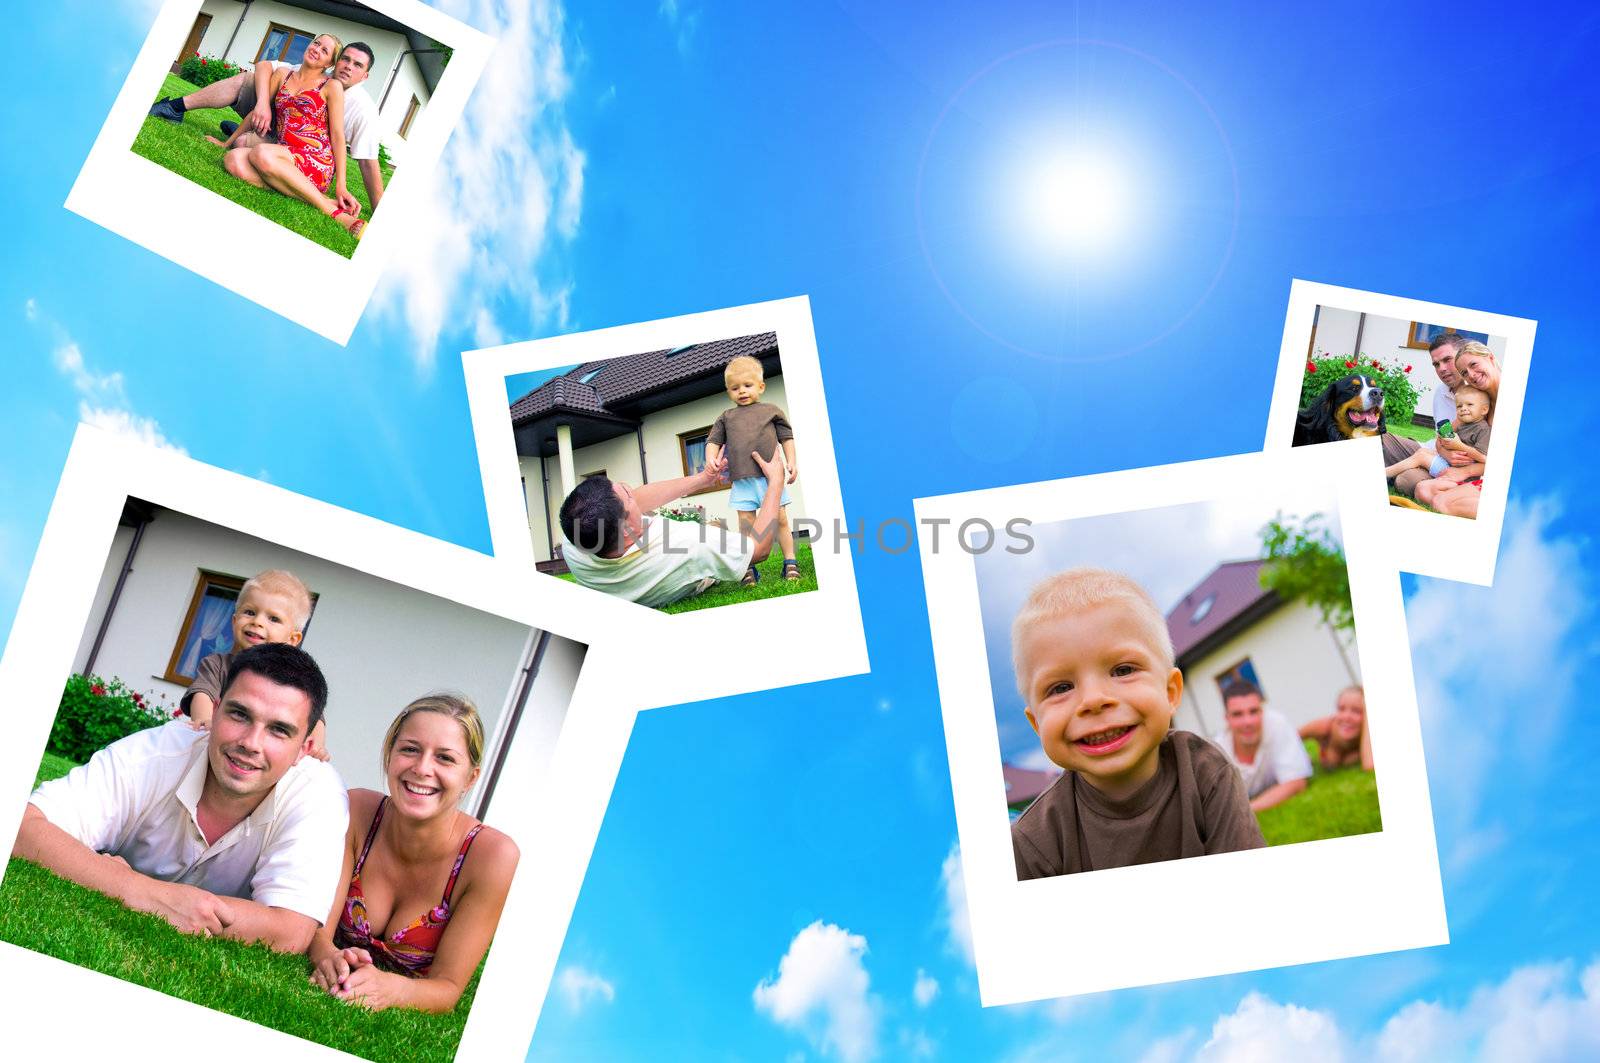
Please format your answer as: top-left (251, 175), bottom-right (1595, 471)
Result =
top-left (308, 694), bottom-right (519, 1011)
top-left (1299, 685), bottom-right (1374, 772)
top-left (211, 33), bottom-right (366, 241)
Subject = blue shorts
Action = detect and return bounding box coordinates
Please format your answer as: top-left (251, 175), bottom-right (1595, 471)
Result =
top-left (1428, 453), bottom-right (1451, 477)
top-left (729, 475), bottom-right (791, 511)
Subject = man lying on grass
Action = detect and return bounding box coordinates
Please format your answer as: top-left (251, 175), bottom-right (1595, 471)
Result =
top-left (13, 643), bottom-right (346, 952)
top-left (558, 447), bottom-right (790, 609)
top-left (150, 41), bottom-right (385, 213)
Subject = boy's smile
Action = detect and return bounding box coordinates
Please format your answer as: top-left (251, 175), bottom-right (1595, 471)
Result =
top-left (1017, 602), bottom-right (1182, 802)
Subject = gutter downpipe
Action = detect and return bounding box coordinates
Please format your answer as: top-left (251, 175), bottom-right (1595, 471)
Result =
top-left (476, 631), bottom-right (551, 816)
top-left (84, 513), bottom-right (150, 676)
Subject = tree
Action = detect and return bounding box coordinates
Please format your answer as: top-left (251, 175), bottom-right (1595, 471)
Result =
top-left (1258, 513), bottom-right (1354, 631)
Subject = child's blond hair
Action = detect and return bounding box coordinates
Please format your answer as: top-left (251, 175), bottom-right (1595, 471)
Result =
top-left (1453, 384), bottom-right (1491, 409)
top-left (239, 569), bottom-right (314, 631)
top-left (723, 355), bottom-right (765, 386)
top-left (1011, 567), bottom-right (1174, 697)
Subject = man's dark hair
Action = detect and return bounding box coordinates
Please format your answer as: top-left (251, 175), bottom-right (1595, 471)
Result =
top-left (1220, 679), bottom-right (1264, 706)
top-left (341, 42), bottom-right (375, 70)
top-left (559, 476), bottom-right (625, 557)
top-left (221, 643), bottom-right (329, 735)
top-left (1428, 332), bottom-right (1465, 353)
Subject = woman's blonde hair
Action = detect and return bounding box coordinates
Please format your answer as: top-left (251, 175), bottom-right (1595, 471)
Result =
top-left (1452, 341), bottom-right (1498, 418)
top-left (312, 34), bottom-right (343, 69)
top-left (381, 693), bottom-right (486, 779)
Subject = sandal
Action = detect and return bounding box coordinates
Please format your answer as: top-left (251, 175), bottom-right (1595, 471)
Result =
top-left (741, 565), bottom-right (760, 587)
top-left (782, 559), bottom-right (801, 581)
top-left (331, 207), bottom-right (367, 241)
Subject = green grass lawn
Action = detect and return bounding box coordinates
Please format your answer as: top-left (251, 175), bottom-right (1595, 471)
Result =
top-left (1255, 741), bottom-right (1382, 846)
top-left (133, 74), bottom-right (392, 259)
top-left (1387, 422), bottom-right (1435, 443)
top-left (548, 537), bottom-right (822, 612)
top-left (1, 750), bottom-right (478, 1062)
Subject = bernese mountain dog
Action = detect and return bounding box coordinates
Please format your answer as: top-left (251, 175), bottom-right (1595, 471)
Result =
top-left (1293, 374), bottom-right (1386, 446)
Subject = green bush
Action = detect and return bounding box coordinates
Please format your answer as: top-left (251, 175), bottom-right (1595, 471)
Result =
top-left (49, 674), bottom-right (171, 764)
top-left (1300, 351), bottom-right (1423, 429)
top-left (178, 54), bottom-right (244, 90)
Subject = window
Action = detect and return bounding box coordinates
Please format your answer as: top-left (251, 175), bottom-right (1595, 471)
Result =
top-left (679, 427), bottom-right (710, 476)
top-left (398, 95), bottom-right (421, 139)
top-left (579, 367), bottom-right (603, 384)
top-left (1405, 322), bottom-right (1491, 351)
top-left (163, 572), bottom-right (244, 685)
top-left (1215, 658), bottom-right (1263, 700)
top-left (1189, 593), bottom-right (1216, 624)
top-left (256, 23), bottom-right (317, 65)
top-left (665, 345), bottom-right (695, 357)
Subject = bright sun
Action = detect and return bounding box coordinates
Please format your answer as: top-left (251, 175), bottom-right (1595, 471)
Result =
top-left (1019, 152), bottom-right (1127, 255)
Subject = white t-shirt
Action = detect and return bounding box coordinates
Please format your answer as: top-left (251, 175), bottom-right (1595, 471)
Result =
top-left (561, 515), bottom-right (754, 609)
top-left (1210, 708), bottom-right (1312, 798)
top-left (1432, 383), bottom-right (1457, 440)
top-left (270, 62), bottom-right (379, 160)
top-left (30, 720), bottom-right (348, 922)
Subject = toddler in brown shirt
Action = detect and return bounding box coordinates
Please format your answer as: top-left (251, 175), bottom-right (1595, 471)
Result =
top-left (704, 355), bottom-right (800, 584)
top-left (1009, 568), bottom-right (1264, 879)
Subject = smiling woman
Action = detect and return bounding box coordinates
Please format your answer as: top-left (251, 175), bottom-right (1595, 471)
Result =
top-left (308, 694), bottom-right (520, 1013)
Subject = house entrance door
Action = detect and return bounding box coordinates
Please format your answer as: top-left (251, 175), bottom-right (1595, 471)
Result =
top-left (171, 13), bottom-right (212, 73)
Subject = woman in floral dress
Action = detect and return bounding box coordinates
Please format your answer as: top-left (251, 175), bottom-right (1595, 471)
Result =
top-left (216, 33), bottom-right (365, 240)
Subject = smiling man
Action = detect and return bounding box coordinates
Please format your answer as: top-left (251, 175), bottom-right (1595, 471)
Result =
top-left (14, 644), bottom-right (347, 952)
top-left (1209, 680), bottom-right (1312, 813)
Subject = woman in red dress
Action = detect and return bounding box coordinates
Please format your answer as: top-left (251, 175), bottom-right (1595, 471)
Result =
top-left (217, 33), bottom-right (365, 240)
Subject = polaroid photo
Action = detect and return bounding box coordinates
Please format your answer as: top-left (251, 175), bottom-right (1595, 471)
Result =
top-left (65, 0), bottom-right (492, 344)
top-left (0, 425), bottom-right (640, 1062)
top-left (915, 441), bottom-right (1446, 1006)
top-left (463, 295), bottom-right (869, 709)
top-left (1266, 279), bottom-right (1536, 586)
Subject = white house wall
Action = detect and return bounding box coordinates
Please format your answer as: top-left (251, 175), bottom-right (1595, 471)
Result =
top-left (1312, 307), bottom-right (1509, 426)
top-left (72, 508), bottom-right (547, 795)
top-left (195, 0), bottom-right (430, 164)
top-left (520, 374), bottom-right (811, 562)
top-left (1181, 601), bottom-right (1361, 737)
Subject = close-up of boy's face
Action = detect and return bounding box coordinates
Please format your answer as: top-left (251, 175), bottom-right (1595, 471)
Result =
top-left (1455, 388), bottom-right (1490, 424)
top-left (726, 367), bottom-right (766, 406)
top-left (1015, 600), bottom-right (1181, 801)
top-left (231, 585), bottom-right (304, 651)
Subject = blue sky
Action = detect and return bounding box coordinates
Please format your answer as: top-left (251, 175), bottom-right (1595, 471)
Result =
top-left (7, 1), bottom-right (1600, 1060)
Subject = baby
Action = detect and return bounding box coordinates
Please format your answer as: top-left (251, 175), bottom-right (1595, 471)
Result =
top-left (703, 355), bottom-right (800, 584)
top-left (1009, 567), bottom-right (1265, 879)
top-left (1383, 384), bottom-right (1492, 486)
top-left (180, 568), bottom-right (329, 760)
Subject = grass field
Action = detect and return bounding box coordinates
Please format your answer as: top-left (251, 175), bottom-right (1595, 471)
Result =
top-left (1255, 741), bottom-right (1383, 846)
top-left (133, 74), bottom-right (391, 258)
top-left (550, 537), bottom-right (822, 612)
top-left (0, 751), bottom-right (477, 1062)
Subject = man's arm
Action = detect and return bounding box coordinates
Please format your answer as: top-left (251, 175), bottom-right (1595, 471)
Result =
top-left (250, 61), bottom-right (275, 134)
top-left (745, 448), bottom-right (787, 565)
top-left (357, 157), bottom-right (385, 209)
top-left (631, 453), bottom-right (729, 513)
top-left (208, 896), bottom-right (319, 953)
top-left (13, 804), bottom-right (229, 936)
top-left (1249, 777), bottom-right (1307, 812)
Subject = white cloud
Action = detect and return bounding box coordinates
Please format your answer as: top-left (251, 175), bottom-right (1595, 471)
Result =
top-left (373, 0), bottom-right (585, 371)
top-left (940, 843), bottom-right (973, 966)
top-left (77, 406), bottom-right (187, 456)
top-left (1406, 496), bottom-right (1591, 869)
top-left (554, 964), bottom-right (615, 1013)
top-left (913, 969), bottom-right (939, 1008)
top-left (1195, 993), bottom-right (1345, 1063)
top-left (754, 921), bottom-right (881, 1063)
top-left (1137, 1031), bottom-right (1198, 1063)
top-left (658, 0), bottom-right (702, 55)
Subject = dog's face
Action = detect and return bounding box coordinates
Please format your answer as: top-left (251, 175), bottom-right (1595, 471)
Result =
top-left (1327, 374), bottom-right (1385, 438)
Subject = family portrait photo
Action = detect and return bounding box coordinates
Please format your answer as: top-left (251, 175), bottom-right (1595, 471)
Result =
top-left (1291, 305), bottom-right (1509, 521)
top-left (0, 494), bottom-right (586, 1063)
top-left (977, 493), bottom-right (1380, 883)
top-left (504, 331), bottom-right (820, 614)
top-left (136, 0), bottom-right (446, 255)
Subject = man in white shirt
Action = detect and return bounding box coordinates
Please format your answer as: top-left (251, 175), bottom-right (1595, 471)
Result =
top-left (1381, 333), bottom-right (1474, 499)
top-left (1209, 680), bottom-right (1312, 812)
top-left (559, 447), bottom-right (787, 609)
top-left (15, 643), bottom-right (347, 952)
top-left (149, 42), bottom-right (386, 213)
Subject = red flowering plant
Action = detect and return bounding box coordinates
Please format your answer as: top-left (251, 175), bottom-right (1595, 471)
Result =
top-left (177, 53), bottom-right (244, 90)
top-left (1301, 349), bottom-right (1422, 429)
top-left (49, 674), bottom-right (170, 765)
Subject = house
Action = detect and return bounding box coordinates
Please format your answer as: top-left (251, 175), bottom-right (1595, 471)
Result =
top-left (511, 332), bottom-right (810, 572)
top-left (1309, 307), bottom-right (1507, 428)
top-left (1166, 558), bottom-right (1360, 737)
top-left (70, 499), bottom-right (584, 815)
top-left (174, 0), bottom-right (439, 164)
top-left (1004, 763), bottom-right (1061, 820)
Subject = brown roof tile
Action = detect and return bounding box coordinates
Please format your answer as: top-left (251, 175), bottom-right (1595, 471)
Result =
top-left (1166, 559), bottom-right (1276, 662)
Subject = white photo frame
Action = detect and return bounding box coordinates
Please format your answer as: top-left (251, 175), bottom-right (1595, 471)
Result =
top-left (915, 442), bottom-right (1446, 1006)
top-left (65, 0), bottom-right (493, 344)
top-left (1266, 279), bottom-right (1536, 586)
top-left (463, 295), bottom-right (869, 710)
top-left (0, 425), bottom-right (639, 1061)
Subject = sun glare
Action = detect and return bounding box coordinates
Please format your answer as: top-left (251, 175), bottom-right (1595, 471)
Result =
top-left (1018, 151), bottom-right (1128, 256)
